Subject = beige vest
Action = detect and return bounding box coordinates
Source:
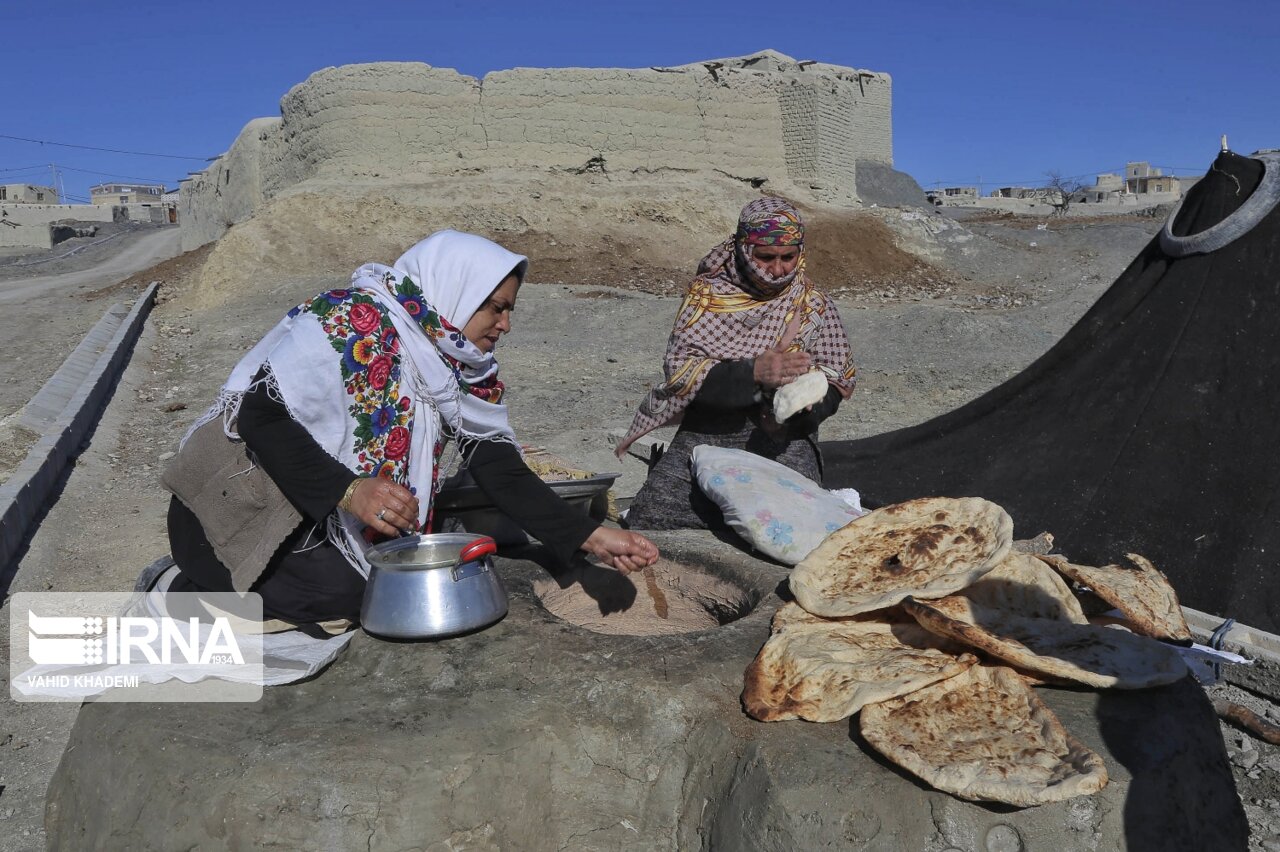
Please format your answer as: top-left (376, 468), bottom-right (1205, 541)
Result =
top-left (161, 418), bottom-right (303, 592)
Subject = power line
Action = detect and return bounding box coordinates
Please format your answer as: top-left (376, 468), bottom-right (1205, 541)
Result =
top-left (57, 164), bottom-right (173, 184)
top-left (0, 133), bottom-right (209, 161)
top-left (0, 170), bottom-right (54, 181)
top-left (924, 173), bottom-right (1099, 188)
top-left (0, 164), bottom-right (51, 174)
top-left (924, 166), bottom-right (1128, 187)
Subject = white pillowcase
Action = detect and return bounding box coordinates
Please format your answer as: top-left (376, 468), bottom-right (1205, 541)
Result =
top-left (691, 445), bottom-right (866, 565)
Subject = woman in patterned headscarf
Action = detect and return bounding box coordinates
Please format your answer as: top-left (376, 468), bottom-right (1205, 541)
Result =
top-left (617, 198), bottom-right (857, 530)
top-left (164, 230), bottom-right (657, 623)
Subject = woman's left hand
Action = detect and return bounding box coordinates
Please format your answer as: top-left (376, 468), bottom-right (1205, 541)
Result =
top-left (581, 527), bottom-right (660, 574)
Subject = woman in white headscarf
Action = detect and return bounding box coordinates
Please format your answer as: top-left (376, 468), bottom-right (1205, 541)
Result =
top-left (164, 230), bottom-right (657, 623)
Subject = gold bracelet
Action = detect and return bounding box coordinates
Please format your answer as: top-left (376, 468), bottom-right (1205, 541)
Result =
top-left (338, 477), bottom-right (364, 513)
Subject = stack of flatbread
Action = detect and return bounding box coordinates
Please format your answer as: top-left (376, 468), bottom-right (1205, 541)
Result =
top-left (742, 496), bottom-right (1192, 807)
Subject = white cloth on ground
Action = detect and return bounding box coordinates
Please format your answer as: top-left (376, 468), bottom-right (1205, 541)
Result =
top-left (12, 565), bottom-right (355, 700)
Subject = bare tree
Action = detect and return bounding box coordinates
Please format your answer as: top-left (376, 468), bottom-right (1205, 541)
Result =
top-left (1044, 171), bottom-right (1086, 216)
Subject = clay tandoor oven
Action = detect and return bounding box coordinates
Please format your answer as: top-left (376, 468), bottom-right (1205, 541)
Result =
top-left (47, 530), bottom-right (1244, 850)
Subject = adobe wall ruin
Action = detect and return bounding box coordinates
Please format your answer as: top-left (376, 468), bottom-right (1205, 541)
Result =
top-left (0, 204), bottom-right (115, 249)
top-left (180, 51), bottom-right (892, 251)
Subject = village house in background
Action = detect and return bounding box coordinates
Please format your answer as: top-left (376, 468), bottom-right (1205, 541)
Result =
top-left (925, 186), bottom-right (979, 204)
top-left (0, 180), bottom-right (178, 251)
top-left (90, 181), bottom-right (179, 222)
top-left (0, 183), bottom-right (59, 204)
top-left (89, 182), bottom-right (164, 207)
top-left (1120, 161), bottom-right (1198, 196)
top-left (1079, 172), bottom-right (1126, 203)
top-left (927, 160), bottom-right (1202, 214)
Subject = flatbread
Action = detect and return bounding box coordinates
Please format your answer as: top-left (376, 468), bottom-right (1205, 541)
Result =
top-left (790, 497), bottom-right (1014, 616)
top-left (860, 665), bottom-right (1108, 806)
top-left (768, 601), bottom-right (909, 633)
top-left (1036, 553), bottom-right (1192, 643)
top-left (1008, 666), bottom-right (1076, 688)
top-left (773, 370), bottom-right (829, 421)
top-left (903, 595), bottom-right (1189, 689)
top-left (743, 611), bottom-right (977, 722)
top-left (770, 601), bottom-right (865, 632)
top-left (960, 551), bottom-right (1088, 624)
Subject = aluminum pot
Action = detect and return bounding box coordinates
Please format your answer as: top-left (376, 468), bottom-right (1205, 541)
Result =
top-left (361, 533), bottom-right (506, 639)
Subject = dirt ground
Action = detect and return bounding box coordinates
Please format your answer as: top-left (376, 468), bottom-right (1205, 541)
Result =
top-left (0, 223), bottom-right (181, 425)
top-left (0, 221), bottom-right (164, 278)
top-left (2, 185), bottom-right (1278, 850)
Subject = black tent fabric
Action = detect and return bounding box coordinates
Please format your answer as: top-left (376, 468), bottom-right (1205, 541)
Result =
top-left (822, 151), bottom-right (1280, 632)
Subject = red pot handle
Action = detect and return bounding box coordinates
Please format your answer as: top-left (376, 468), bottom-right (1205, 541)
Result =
top-left (458, 536), bottom-right (498, 563)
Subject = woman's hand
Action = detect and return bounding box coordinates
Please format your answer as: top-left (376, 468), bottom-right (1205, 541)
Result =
top-left (580, 526), bottom-right (660, 574)
top-left (753, 349), bottom-right (812, 389)
top-left (343, 477), bottom-right (420, 537)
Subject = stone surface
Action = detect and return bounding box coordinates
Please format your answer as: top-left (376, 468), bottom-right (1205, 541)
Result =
top-left (856, 158), bottom-right (931, 210)
top-left (47, 531), bottom-right (1246, 850)
top-left (1229, 651), bottom-right (1280, 701)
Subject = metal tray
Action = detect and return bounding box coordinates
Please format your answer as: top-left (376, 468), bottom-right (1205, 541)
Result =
top-left (433, 473), bottom-right (619, 545)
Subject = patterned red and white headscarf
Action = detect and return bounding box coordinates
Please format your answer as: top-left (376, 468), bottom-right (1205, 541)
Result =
top-left (616, 198), bottom-right (856, 456)
top-left (187, 230), bottom-right (526, 575)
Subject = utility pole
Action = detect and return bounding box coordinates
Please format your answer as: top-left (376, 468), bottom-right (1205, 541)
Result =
top-left (48, 163), bottom-right (62, 203)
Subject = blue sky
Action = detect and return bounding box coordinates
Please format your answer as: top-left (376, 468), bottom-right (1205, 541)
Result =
top-left (3, 0), bottom-right (1276, 202)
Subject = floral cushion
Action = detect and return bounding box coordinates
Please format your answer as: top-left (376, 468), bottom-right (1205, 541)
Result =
top-left (691, 445), bottom-right (865, 565)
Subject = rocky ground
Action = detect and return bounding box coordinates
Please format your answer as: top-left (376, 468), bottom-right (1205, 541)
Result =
top-left (1, 186), bottom-right (1277, 849)
top-left (1215, 678), bottom-right (1280, 851)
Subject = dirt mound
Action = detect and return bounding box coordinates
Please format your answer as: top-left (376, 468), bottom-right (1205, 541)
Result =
top-left (803, 209), bottom-right (948, 295)
top-left (92, 243), bottom-right (216, 304)
top-left (507, 205), bottom-right (951, 298)
top-left (191, 180), bottom-right (731, 307)
top-left (189, 173), bottom-right (955, 307)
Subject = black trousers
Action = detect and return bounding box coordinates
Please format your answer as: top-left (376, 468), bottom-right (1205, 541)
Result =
top-left (167, 497), bottom-right (365, 623)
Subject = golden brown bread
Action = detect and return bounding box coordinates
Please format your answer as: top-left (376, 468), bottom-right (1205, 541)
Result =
top-left (860, 664), bottom-right (1109, 806)
top-left (960, 550), bottom-right (1089, 624)
top-left (790, 497), bottom-right (1013, 617)
top-left (1036, 552), bottom-right (1192, 642)
top-left (743, 603), bottom-right (977, 722)
top-left (903, 595), bottom-right (1188, 689)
